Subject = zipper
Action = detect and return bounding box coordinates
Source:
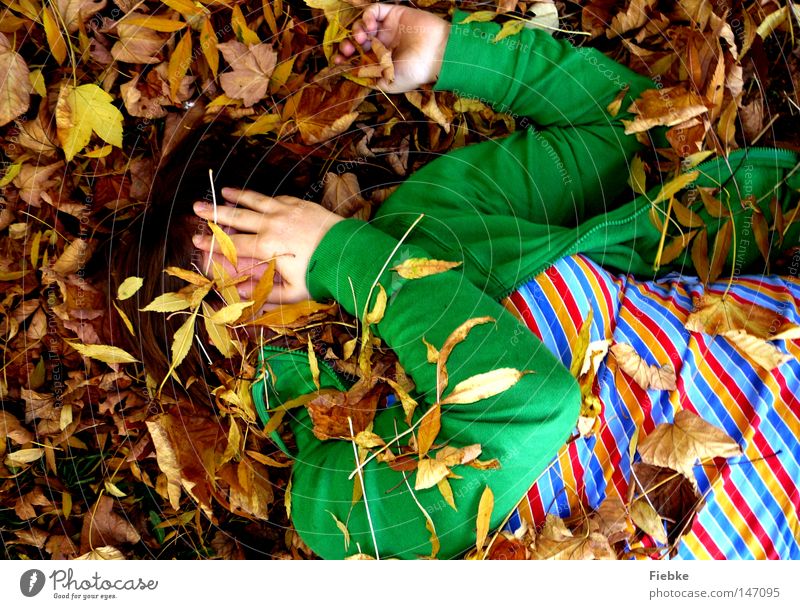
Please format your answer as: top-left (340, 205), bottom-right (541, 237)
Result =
top-left (497, 146), bottom-right (799, 300)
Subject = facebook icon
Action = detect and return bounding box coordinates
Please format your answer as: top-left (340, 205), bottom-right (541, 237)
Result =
top-left (20, 569), bottom-right (46, 597)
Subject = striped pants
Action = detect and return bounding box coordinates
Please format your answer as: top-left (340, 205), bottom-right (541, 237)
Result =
top-left (504, 254), bottom-right (800, 559)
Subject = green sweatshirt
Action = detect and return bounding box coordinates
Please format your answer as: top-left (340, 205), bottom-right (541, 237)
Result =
top-left (253, 9), bottom-right (800, 559)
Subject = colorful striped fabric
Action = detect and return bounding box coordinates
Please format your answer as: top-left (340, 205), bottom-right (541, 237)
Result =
top-left (502, 254), bottom-right (800, 559)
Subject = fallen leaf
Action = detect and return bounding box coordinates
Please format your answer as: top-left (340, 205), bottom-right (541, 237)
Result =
top-left (637, 409), bottom-right (742, 485)
top-left (414, 457), bottom-right (450, 490)
top-left (56, 83), bottom-right (124, 161)
top-left (391, 257), bottom-right (462, 279)
top-left (475, 485), bottom-right (494, 555)
top-left (217, 40), bottom-right (278, 107)
top-left (79, 496), bottom-right (141, 554)
top-left (436, 316), bottom-right (495, 392)
top-left (610, 343), bottom-right (677, 391)
top-left (69, 342), bottom-right (139, 365)
top-left (111, 19), bottom-right (167, 64)
top-left (0, 33), bottom-right (30, 126)
top-left (116, 276), bottom-right (143, 300)
top-left (442, 368), bottom-right (530, 405)
top-left (623, 86), bottom-right (708, 134)
top-left (630, 498), bottom-right (668, 544)
top-left (721, 329), bottom-right (793, 371)
top-left (685, 292), bottom-right (800, 339)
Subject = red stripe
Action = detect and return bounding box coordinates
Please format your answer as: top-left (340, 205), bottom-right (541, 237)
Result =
top-left (509, 290), bottom-right (543, 340)
top-left (690, 521), bottom-right (725, 559)
top-left (724, 474), bottom-right (779, 558)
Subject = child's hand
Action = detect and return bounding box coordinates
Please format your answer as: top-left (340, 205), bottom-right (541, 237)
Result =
top-left (192, 189), bottom-right (344, 303)
top-left (334, 2), bottom-right (451, 93)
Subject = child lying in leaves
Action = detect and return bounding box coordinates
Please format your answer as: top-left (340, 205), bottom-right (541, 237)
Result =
top-left (117, 3), bottom-right (800, 559)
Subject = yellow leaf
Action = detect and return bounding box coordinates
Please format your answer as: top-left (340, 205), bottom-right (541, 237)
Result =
top-left (475, 486), bottom-right (494, 555)
top-left (708, 219), bottom-right (733, 283)
top-left (231, 4), bottom-right (260, 45)
top-left (570, 309), bottom-right (594, 378)
top-left (0, 33), bottom-right (30, 126)
top-left (207, 221), bottom-right (238, 268)
top-left (417, 403), bottom-right (441, 457)
top-left (6, 448), bottom-right (44, 465)
top-left (168, 30), bottom-right (193, 102)
top-left (441, 368), bottom-right (530, 406)
top-left (414, 458), bottom-right (450, 490)
top-left (628, 155), bottom-right (647, 195)
top-left (210, 300), bottom-right (254, 325)
top-left (756, 5), bottom-right (787, 40)
top-left (651, 171), bottom-right (699, 205)
top-left (117, 276), bottom-right (143, 300)
top-left (391, 257), bottom-right (462, 279)
top-left (56, 84), bottom-right (124, 162)
top-left (365, 284), bottom-right (387, 325)
top-left (630, 499), bottom-right (667, 544)
top-left (353, 431), bottom-right (384, 449)
top-left (307, 335), bottom-right (320, 390)
top-left (141, 292), bottom-right (190, 313)
top-left (657, 228), bottom-right (699, 267)
top-left (124, 15), bottom-right (188, 32)
top-left (112, 302), bottom-right (135, 337)
top-left (437, 478), bottom-right (457, 511)
top-left (165, 266), bottom-right (210, 286)
top-left (162, 0), bottom-right (206, 19)
top-left (459, 11), bottom-right (496, 23)
top-left (493, 20), bottom-right (525, 43)
top-left (638, 410), bottom-right (742, 485)
top-left (201, 302), bottom-right (233, 357)
top-left (236, 113), bottom-right (281, 137)
top-left (437, 316), bottom-right (494, 392)
top-left (422, 337), bottom-right (439, 363)
top-left (159, 309), bottom-right (198, 392)
top-left (104, 480), bottom-right (127, 498)
top-left (327, 510), bottom-right (350, 550)
top-left (384, 377), bottom-right (418, 425)
top-left (200, 18), bottom-right (219, 77)
top-left (425, 515), bottom-right (440, 559)
top-left (42, 7), bottom-right (67, 65)
top-left (69, 342), bottom-right (139, 365)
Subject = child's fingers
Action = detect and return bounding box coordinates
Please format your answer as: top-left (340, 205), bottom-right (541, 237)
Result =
top-left (193, 201), bottom-right (268, 232)
top-left (220, 187), bottom-right (278, 212)
top-left (362, 2), bottom-right (394, 34)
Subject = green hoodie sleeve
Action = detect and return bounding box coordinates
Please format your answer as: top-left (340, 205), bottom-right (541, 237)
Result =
top-left (372, 9), bottom-right (665, 295)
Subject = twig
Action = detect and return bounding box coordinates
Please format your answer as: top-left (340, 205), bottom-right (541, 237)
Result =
top-left (348, 416), bottom-right (380, 559)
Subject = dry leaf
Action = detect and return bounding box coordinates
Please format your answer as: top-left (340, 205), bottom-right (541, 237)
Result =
top-left (391, 257), bottom-right (462, 279)
top-left (80, 496), bottom-right (141, 554)
top-left (475, 485), bottom-right (494, 555)
top-left (637, 410), bottom-right (742, 485)
top-left (69, 342), bottom-right (138, 365)
top-left (610, 343), bottom-right (677, 391)
top-left (630, 498), bottom-right (667, 544)
top-left (111, 19), bottom-right (167, 64)
top-left (414, 457), bottom-right (450, 490)
top-left (685, 293), bottom-right (800, 339)
top-left (0, 33), bottom-right (31, 126)
top-left (442, 368), bottom-right (530, 405)
top-left (721, 330), bottom-right (793, 371)
top-left (56, 83), bottom-right (124, 161)
top-left (623, 86), bottom-right (708, 134)
top-left (217, 40), bottom-right (277, 107)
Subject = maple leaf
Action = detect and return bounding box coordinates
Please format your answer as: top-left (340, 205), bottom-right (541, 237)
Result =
top-left (111, 19), bottom-right (168, 64)
top-left (637, 409), bottom-right (742, 485)
top-left (56, 84), bottom-right (124, 162)
top-left (305, 377), bottom-right (383, 440)
top-left (12, 161), bottom-right (64, 206)
top-left (530, 514), bottom-right (616, 560)
top-left (685, 293), bottom-right (800, 339)
top-left (284, 80), bottom-right (367, 144)
top-left (610, 343), bottom-right (677, 391)
top-left (79, 496), bottom-right (141, 554)
top-left (217, 40), bottom-right (277, 107)
top-left (0, 33), bottom-right (31, 127)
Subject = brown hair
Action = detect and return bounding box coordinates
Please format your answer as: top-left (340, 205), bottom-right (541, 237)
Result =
top-left (109, 125), bottom-right (322, 406)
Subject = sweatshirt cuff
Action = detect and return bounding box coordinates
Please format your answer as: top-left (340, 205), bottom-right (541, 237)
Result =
top-left (306, 218), bottom-right (418, 318)
top-left (434, 8), bottom-right (522, 100)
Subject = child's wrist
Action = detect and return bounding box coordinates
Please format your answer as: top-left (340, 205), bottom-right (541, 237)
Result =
top-left (432, 23), bottom-right (451, 82)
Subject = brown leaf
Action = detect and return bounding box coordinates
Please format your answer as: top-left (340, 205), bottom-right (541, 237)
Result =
top-left (79, 496), bottom-right (141, 554)
top-left (630, 498), bottom-right (667, 544)
top-left (217, 40), bottom-right (277, 107)
top-left (622, 85), bottom-right (708, 134)
top-left (0, 411), bottom-right (33, 444)
top-left (55, 0), bottom-right (107, 33)
top-left (590, 493), bottom-right (633, 545)
top-left (486, 534), bottom-right (529, 560)
top-left (111, 19), bottom-right (167, 64)
top-left (637, 410), bottom-right (742, 485)
top-left (283, 79), bottom-right (367, 145)
top-left (404, 89), bottom-right (452, 133)
top-left (610, 343), bottom-right (677, 391)
top-left (685, 292), bottom-right (800, 339)
top-left (305, 377), bottom-right (382, 440)
top-left (708, 219), bottom-right (732, 282)
top-left (721, 330), bottom-right (793, 371)
top-left (0, 33), bottom-right (31, 127)
top-left (632, 462), bottom-right (704, 544)
top-left (14, 487), bottom-right (53, 520)
top-left (320, 172), bottom-right (369, 217)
